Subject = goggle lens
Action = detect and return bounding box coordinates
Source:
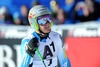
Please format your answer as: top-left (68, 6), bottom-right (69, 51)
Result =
top-left (37, 15), bottom-right (52, 25)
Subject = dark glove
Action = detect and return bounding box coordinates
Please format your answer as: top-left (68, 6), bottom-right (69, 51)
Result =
top-left (26, 37), bottom-right (39, 57)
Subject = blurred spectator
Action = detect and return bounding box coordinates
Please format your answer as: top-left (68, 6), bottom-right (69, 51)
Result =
top-left (31, 0), bottom-right (40, 7)
top-left (0, 6), bottom-right (13, 25)
top-left (85, 0), bottom-right (98, 20)
top-left (91, 0), bottom-right (100, 21)
top-left (0, 0), bottom-right (100, 25)
top-left (54, 9), bottom-right (71, 25)
top-left (74, 1), bottom-right (94, 23)
top-left (13, 12), bottom-right (22, 25)
top-left (0, 7), bottom-right (5, 25)
top-left (64, 0), bottom-right (75, 13)
top-left (50, 0), bottom-right (60, 19)
top-left (20, 5), bottom-right (29, 25)
top-left (64, 0), bottom-right (75, 24)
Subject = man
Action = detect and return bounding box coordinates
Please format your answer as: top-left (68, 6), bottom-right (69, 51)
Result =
top-left (20, 5), bottom-right (71, 67)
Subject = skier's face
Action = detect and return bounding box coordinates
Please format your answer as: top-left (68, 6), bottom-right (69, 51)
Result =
top-left (39, 21), bottom-right (51, 33)
top-left (37, 14), bottom-right (52, 33)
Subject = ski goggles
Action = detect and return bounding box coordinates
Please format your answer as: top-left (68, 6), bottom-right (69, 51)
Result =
top-left (37, 14), bottom-right (52, 25)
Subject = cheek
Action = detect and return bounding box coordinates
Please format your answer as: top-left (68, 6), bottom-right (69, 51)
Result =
top-left (39, 26), bottom-right (48, 32)
top-left (39, 26), bottom-right (45, 31)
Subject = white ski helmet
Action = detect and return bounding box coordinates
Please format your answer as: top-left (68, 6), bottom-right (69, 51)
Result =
top-left (28, 5), bottom-right (53, 31)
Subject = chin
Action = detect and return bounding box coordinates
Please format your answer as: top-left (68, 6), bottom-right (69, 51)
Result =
top-left (45, 30), bottom-right (51, 34)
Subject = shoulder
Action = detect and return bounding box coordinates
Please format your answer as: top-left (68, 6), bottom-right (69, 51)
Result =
top-left (50, 31), bottom-right (61, 36)
top-left (21, 32), bottom-right (36, 44)
top-left (49, 31), bottom-right (61, 38)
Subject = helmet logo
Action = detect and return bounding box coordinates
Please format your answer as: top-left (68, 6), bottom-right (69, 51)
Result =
top-left (37, 8), bottom-right (48, 13)
top-left (29, 13), bottom-right (34, 18)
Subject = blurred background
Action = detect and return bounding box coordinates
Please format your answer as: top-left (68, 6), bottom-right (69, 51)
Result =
top-left (0, 0), bottom-right (100, 67)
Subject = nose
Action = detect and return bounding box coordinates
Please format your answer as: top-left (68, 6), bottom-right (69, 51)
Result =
top-left (45, 21), bottom-right (50, 25)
